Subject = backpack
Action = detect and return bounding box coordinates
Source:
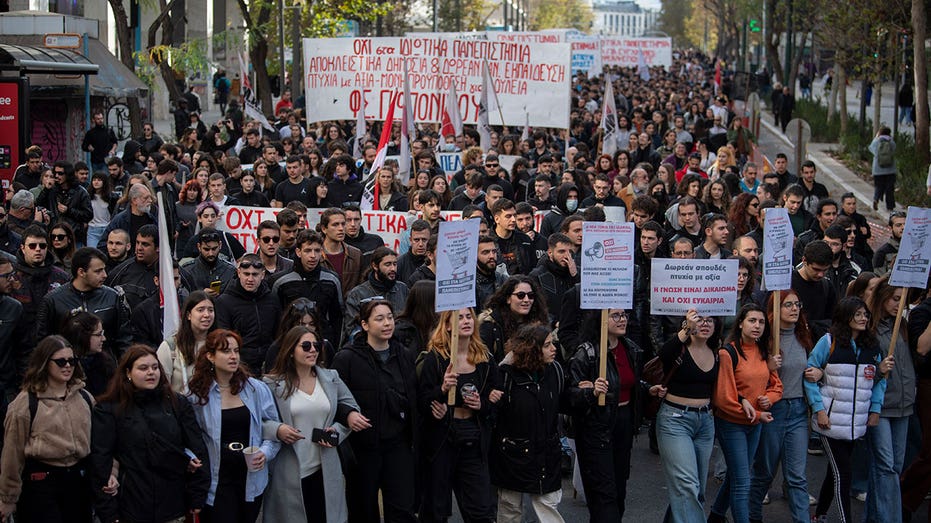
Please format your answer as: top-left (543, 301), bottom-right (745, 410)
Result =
top-left (876, 139), bottom-right (894, 168)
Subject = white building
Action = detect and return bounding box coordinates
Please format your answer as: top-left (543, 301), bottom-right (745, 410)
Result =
top-left (591, 0), bottom-right (657, 37)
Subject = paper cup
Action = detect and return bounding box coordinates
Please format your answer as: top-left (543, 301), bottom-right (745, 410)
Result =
top-left (242, 446), bottom-right (262, 471)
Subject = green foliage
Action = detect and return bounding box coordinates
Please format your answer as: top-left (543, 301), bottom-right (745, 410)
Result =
top-left (530, 0), bottom-right (593, 31)
top-left (659, 0), bottom-right (695, 47)
top-left (436, 0), bottom-right (491, 31)
top-left (132, 38), bottom-right (211, 89)
top-left (888, 132), bottom-right (931, 208)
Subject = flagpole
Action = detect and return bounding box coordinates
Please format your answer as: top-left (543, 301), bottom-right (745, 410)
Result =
top-left (484, 60), bottom-right (507, 130)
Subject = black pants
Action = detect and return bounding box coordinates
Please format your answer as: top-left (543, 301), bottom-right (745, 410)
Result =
top-left (302, 470), bottom-right (326, 523)
top-left (201, 485), bottom-right (262, 523)
top-left (873, 174), bottom-right (896, 211)
top-left (347, 439), bottom-right (418, 523)
top-left (17, 461), bottom-right (92, 523)
top-left (816, 435), bottom-right (854, 523)
top-left (576, 404), bottom-right (634, 523)
top-left (419, 419), bottom-right (494, 523)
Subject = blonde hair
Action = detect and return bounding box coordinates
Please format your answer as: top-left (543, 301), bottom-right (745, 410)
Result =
top-left (427, 308), bottom-right (490, 365)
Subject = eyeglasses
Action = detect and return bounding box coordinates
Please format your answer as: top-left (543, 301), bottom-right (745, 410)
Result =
top-left (0, 271), bottom-right (14, 280)
top-left (49, 357), bottom-right (77, 368)
top-left (51, 234), bottom-right (68, 241)
top-left (260, 236), bottom-right (280, 244)
top-left (239, 261), bottom-right (264, 270)
top-left (91, 330), bottom-right (105, 337)
top-left (511, 291), bottom-right (535, 300)
top-left (199, 233), bottom-right (221, 243)
top-left (854, 311), bottom-right (871, 320)
top-left (299, 341), bottom-right (323, 352)
top-left (53, 171), bottom-right (65, 176)
top-left (26, 242), bottom-right (47, 250)
top-left (782, 301), bottom-right (803, 309)
top-left (609, 312), bottom-right (628, 323)
top-left (696, 317), bottom-right (714, 325)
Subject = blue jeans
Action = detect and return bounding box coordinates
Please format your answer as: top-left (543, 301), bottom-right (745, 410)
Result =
top-left (711, 417), bottom-right (762, 523)
top-left (656, 402), bottom-right (715, 523)
top-left (86, 225), bottom-right (107, 251)
top-left (749, 398), bottom-right (810, 523)
top-left (865, 416), bottom-right (909, 523)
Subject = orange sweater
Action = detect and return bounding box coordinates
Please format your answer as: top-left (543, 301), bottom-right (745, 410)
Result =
top-left (714, 341), bottom-right (783, 425)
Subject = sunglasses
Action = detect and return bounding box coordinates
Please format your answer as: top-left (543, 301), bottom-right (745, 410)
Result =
top-left (485, 163), bottom-right (499, 168)
top-left (299, 341), bottom-right (323, 352)
top-left (260, 236), bottom-right (280, 244)
top-left (239, 261), bottom-right (264, 270)
top-left (511, 291), bottom-right (535, 300)
top-left (26, 242), bottom-right (47, 250)
top-left (51, 234), bottom-right (68, 241)
top-left (199, 233), bottom-right (221, 243)
top-left (291, 300), bottom-right (316, 314)
top-left (50, 357), bottom-right (77, 368)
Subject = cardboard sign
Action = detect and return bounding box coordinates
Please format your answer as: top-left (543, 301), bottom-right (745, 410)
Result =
top-left (580, 222), bottom-right (635, 309)
top-left (435, 219), bottom-right (480, 312)
top-left (650, 258), bottom-right (739, 316)
top-left (890, 206), bottom-right (931, 288)
top-left (437, 152), bottom-right (463, 178)
top-left (761, 207), bottom-right (793, 291)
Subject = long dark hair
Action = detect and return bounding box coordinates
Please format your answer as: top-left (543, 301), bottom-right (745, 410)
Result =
top-left (59, 311), bottom-right (102, 357)
top-left (484, 276), bottom-right (549, 333)
top-left (268, 326), bottom-right (322, 399)
top-left (867, 276), bottom-right (907, 341)
top-left (726, 303), bottom-right (771, 361)
top-left (21, 335), bottom-right (86, 393)
top-left (99, 344), bottom-right (176, 415)
top-left (276, 298), bottom-right (322, 343)
top-left (766, 289), bottom-right (814, 352)
top-left (830, 297), bottom-right (878, 354)
top-left (505, 323), bottom-right (551, 373)
top-left (176, 291), bottom-right (214, 362)
top-left (188, 329), bottom-right (251, 404)
top-left (397, 280), bottom-right (438, 348)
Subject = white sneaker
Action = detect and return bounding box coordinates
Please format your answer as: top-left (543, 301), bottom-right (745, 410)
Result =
top-left (854, 491), bottom-right (867, 502)
top-left (763, 493), bottom-right (770, 505)
top-left (809, 494), bottom-right (817, 505)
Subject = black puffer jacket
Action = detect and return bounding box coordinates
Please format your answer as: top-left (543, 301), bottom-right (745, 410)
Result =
top-left (214, 279), bottom-right (281, 372)
top-left (91, 390), bottom-right (210, 523)
top-left (529, 257), bottom-right (579, 326)
top-left (179, 256), bottom-right (237, 293)
top-left (36, 282), bottom-right (132, 357)
top-left (105, 258), bottom-right (158, 311)
top-left (491, 361), bottom-right (566, 494)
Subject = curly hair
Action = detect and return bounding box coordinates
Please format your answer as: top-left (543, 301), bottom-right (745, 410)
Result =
top-left (188, 329), bottom-right (251, 404)
top-left (427, 308), bottom-right (489, 365)
top-left (483, 276), bottom-right (549, 332)
top-left (702, 179), bottom-right (731, 214)
top-left (504, 323), bottom-right (551, 373)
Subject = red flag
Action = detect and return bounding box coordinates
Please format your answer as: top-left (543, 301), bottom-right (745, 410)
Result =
top-left (361, 92), bottom-right (398, 210)
top-left (714, 61), bottom-right (722, 94)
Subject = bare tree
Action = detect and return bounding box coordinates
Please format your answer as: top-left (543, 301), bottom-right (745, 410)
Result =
top-left (913, 0), bottom-right (929, 163)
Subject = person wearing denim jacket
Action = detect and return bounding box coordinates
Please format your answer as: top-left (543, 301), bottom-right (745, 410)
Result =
top-left (187, 329), bottom-right (281, 523)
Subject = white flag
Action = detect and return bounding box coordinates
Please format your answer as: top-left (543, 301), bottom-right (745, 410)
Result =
top-left (520, 111), bottom-right (530, 142)
top-left (601, 79), bottom-right (619, 157)
top-left (237, 52), bottom-right (276, 132)
top-left (399, 59), bottom-right (415, 185)
top-left (637, 46), bottom-right (651, 82)
top-left (157, 192), bottom-right (180, 340)
top-left (478, 61), bottom-right (494, 152)
top-left (353, 101), bottom-right (366, 160)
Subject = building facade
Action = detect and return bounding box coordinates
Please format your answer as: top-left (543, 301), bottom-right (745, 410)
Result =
top-left (591, 0), bottom-right (657, 37)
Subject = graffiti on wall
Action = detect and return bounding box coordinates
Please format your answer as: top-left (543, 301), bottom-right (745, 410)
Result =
top-left (31, 100), bottom-right (69, 164)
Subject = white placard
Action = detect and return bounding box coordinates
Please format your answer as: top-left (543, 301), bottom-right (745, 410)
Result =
top-left (600, 37), bottom-right (672, 68)
top-left (889, 206), bottom-right (931, 288)
top-left (580, 222), bottom-right (635, 309)
top-left (650, 258), bottom-right (740, 316)
top-left (436, 152), bottom-right (463, 178)
top-left (602, 206), bottom-right (626, 223)
top-left (761, 207), bottom-right (793, 291)
top-left (303, 36), bottom-right (571, 129)
top-left (568, 34), bottom-right (602, 75)
top-left (497, 154), bottom-right (521, 174)
top-left (435, 219), bottom-right (480, 312)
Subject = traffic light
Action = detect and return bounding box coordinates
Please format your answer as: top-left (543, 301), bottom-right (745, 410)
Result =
top-left (749, 19), bottom-right (761, 33)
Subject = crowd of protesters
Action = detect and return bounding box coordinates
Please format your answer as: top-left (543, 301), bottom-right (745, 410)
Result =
top-left (0, 48), bottom-right (928, 523)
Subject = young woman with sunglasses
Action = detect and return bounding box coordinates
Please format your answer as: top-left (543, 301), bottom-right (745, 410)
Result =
top-left (49, 222), bottom-right (75, 272)
top-left (805, 297), bottom-right (893, 523)
top-left (650, 309), bottom-right (721, 522)
top-left (264, 325), bottom-right (367, 523)
top-left (417, 308), bottom-right (499, 523)
top-left (0, 336), bottom-right (95, 523)
top-left (479, 276), bottom-right (549, 362)
top-left (91, 345), bottom-right (210, 523)
top-left (187, 330), bottom-right (280, 523)
top-left (569, 307), bottom-right (644, 522)
top-left (330, 299), bottom-right (419, 523)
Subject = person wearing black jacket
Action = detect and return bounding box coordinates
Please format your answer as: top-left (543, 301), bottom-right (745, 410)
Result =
top-left (475, 236), bottom-right (506, 310)
top-left (330, 300), bottom-right (419, 523)
top-left (491, 199), bottom-right (536, 276)
top-left (106, 225), bottom-right (159, 311)
top-left (0, 256), bottom-right (23, 403)
top-left (37, 162), bottom-right (93, 243)
top-left (417, 308), bottom-right (499, 523)
top-left (492, 323), bottom-right (567, 522)
top-left (91, 345), bottom-right (210, 523)
top-left (214, 254), bottom-right (282, 372)
top-left (131, 263), bottom-right (189, 349)
top-left (569, 308), bottom-right (645, 522)
top-left (344, 205), bottom-right (385, 258)
top-left (539, 183), bottom-right (580, 240)
top-left (36, 248), bottom-right (132, 358)
top-left (327, 155), bottom-right (363, 206)
top-left (396, 220), bottom-right (430, 285)
top-left (12, 225), bottom-right (71, 349)
top-left (81, 112), bottom-right (117, 172)
top-left (529, 233), bottom-right (580, 326)
top-left (179, 228), bottom-right (238, 295)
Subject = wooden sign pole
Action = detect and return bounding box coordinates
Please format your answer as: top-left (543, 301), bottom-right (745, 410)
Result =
top-left (773, 291), bottom-right (781, 356)
top-left (598, 309), bottom-right (609, 406)
top-left (448, 319), bottom-right (459, 405)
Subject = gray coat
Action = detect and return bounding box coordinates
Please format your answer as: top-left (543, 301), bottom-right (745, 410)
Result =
top-left (877, 317), bottom-right (916, 418)
top-left (261, 369), bottom-right (360, 523)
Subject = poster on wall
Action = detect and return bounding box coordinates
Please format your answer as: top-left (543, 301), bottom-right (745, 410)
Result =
top-left (0, 79), bottom-right (29, 189)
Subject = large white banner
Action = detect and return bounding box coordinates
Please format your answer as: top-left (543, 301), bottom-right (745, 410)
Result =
top-left (303, 36), bottom-right (572, 129)
top-left (435, 219), bottom-right (480, 312)
top-left (761, 207), bottom-right (793, 291)
top-left (650, 258), bottom-right (739, 316)
top-left (601, 37), bottom-right (672, 68)
top-left (580, 222), bottom-right (635, 309)
top-left (890, 206), bottom-right (931, 288)
top-left (569, 34), bottom-right (603, 75)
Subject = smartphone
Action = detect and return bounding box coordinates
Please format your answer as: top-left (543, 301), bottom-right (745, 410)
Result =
top-left (311, 428), bottom-right (340, 446)
top-left (209, 280), bottom-right (222, 293)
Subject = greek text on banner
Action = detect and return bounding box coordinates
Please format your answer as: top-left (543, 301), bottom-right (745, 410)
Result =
top-left (650, 258), bottom-right (739, 316)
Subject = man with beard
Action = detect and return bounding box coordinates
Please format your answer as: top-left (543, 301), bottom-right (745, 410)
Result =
top-left (529, 233), bottom-right (580, 326)
top-left (320, 207), bottom-right (363, 296)
top-left (95, 184), bottom-right (155, 252)
top-left (36, 247), bottom-right (131, 356)
top-left (104, 230), bottom-right (131, 272)
top-left (256, 221), bottom-right (293, 276)
top-left (695, 213), bottom-right (731, 259)
top-left (343, 247), bottom-right (409, 344)
top-left (619, 167), bottom-right (649, 209)
top-left (11, 225), bottom-right (70, 349)
top-left (515, 202), bottom-right (546, 261)
top-left (215, 253), bottom-right (282, 371)
top-left (822, 225), bottom-right (860, 298)
top-left (732, 235), bottom-right (760, 271)
top-left (475, 236), bottom-right (506, 309)
top-left (491, 198), bottom-right (536, 276)
top-left (797, 198), bottom-right (838, 254)
top-left (873, 211), bottom-right (906, 276)
top-left (527, 176), bottom-right (554, 212)
top-left (397, 220), bottom-right (431, 284)
top-left (106, 225), bottom-right (159, 310)
top-left (582, 173), bottom-right (625, 208)
top-left (180, 228), bottom-right (238, 296)
top-left (81, 111), bottom-right (118, 173)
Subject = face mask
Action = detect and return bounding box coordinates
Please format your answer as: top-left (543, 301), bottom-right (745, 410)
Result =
top-left (442, 143), bottom-right (457, 152)
top-left (566, 199), bottom-right (578, 212)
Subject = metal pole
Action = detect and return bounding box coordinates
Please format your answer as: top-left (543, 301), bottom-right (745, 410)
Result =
top-left (893, 34), bottom-right (900, 135)
top-left (277, 0), bottom-right (286, 97)
top-left (432, 0), bottom-right (438, 31)
top-left (83, 32), bottom-right (91, 166)
top-left (290, 5), bottom-right (301, 102)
